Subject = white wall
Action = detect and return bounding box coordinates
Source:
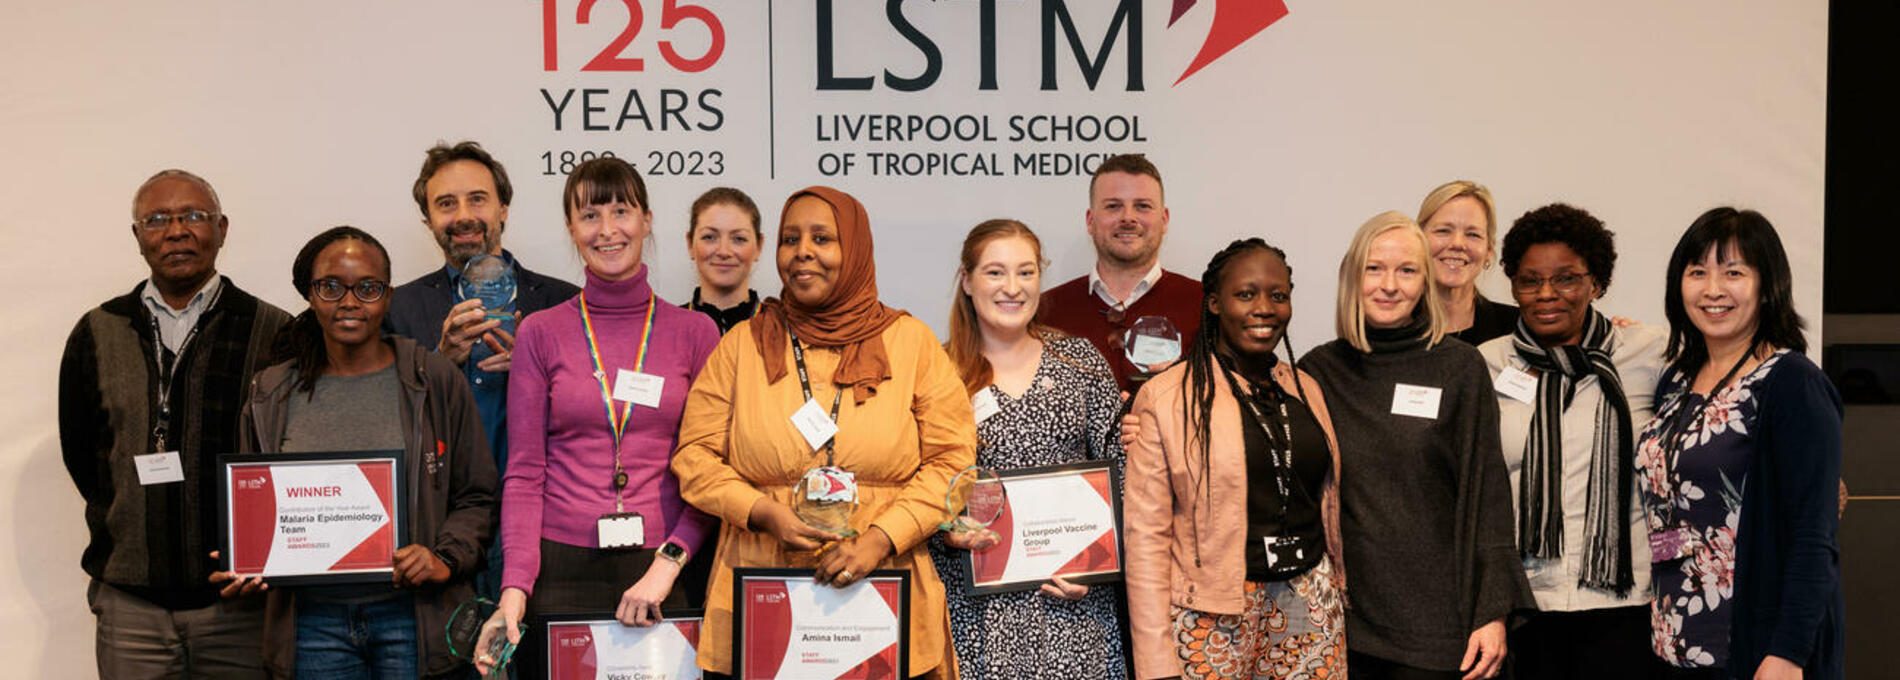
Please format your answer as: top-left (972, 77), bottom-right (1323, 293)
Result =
top-left (0, 1), bottom-right (1824, 675)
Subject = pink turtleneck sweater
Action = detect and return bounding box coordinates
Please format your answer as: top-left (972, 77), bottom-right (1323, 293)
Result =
top-left (502, 266), bottom-right (720, 594)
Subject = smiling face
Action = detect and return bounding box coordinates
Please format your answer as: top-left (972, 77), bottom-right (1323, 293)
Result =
top-left (690, 203), bottom-right (762, 292)
top-left (1511, 242), bottom-right (1600, 346)
top-left (961, 235), bottom-right (1041, 336)
top-left (1361, 229), bottom-right (1428, 329)
top-left (133, 176), bottom-right (227, 295)
top-left (309, 240), bottom-right (390, 352)
top-left (567, 191), bottom-right (651, 282)
top-left (1085, 171), bottom-right (1169, 269)
top-left (1423, 195), bottom-right (1491, 292)
top-left (423, 159), bottom-right (508, 268)
top-left (1680, 242), bottom-right (1761, 350)
top-left (1211, 249), bottom-right (1293, 357)
top-left (777, 196), bottom-right (845, 307)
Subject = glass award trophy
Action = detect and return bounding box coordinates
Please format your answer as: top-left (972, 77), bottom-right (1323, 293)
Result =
top-left (940, 466), bottom-right (1007, 533)
top-left (1123, 315), bottom-right (1183, 383)
top-left (458, 254), bottom-right (517, 322)
top-left (446, 597), bottom-right (526, 679)
top-left (793, 466), bottom-right (858, 537)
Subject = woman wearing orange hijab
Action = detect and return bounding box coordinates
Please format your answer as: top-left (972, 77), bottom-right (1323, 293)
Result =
top-left (672, 187), bottom-right (976, 679)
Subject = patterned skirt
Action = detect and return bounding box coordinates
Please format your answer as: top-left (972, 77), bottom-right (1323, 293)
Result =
top-left (1169, 558), bottom-right (1345, 680)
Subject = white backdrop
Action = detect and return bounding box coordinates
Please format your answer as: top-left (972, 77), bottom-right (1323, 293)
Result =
top-left (0, 1), bottom-right (1823, 675)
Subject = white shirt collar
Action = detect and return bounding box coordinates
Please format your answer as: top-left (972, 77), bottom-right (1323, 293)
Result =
top-left (140, 275), bottom-right (222, 317)
top-left (1087, 260), bottom-right (1165, 309)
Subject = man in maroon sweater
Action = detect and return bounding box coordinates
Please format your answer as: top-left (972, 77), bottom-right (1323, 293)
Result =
top-left (1037, 154), bottom-right (1203, 393)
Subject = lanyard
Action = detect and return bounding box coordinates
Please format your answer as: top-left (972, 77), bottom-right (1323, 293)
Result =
top-left (147, 285), bottom-right (222, 451)
top-left (1656, 340), bottom-right (1758, 527)
top-left (1219, 360), bottom-right (1302, 520)
top-left (789, 333), bottom-right (843, 467)
top-left (579, 290), bottom-right (656, 513)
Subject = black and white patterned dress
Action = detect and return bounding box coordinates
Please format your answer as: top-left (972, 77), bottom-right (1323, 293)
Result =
top-left (928, 336), bottom-right (1129, 680)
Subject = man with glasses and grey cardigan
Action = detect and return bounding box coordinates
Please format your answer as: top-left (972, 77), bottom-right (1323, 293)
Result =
top-left (59, 169), bottom-right (291, 678)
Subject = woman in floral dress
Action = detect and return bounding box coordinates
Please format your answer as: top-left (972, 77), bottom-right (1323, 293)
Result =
top-left (1636, 208), bottom-right (1843, 680)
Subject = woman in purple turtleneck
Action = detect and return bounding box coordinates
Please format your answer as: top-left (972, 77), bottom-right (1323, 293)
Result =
top-left (475, 157), bottom-right (720, 675)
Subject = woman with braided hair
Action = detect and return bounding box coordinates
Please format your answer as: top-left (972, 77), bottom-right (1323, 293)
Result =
top-left (1124, 238), bottom-right (1347, 680)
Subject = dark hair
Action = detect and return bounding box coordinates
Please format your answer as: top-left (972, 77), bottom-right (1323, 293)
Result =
top-left (1089, 153), bottom-right (1164, 203)
top-left (1183, 238), bottom-right (1304, 462)
top-left (1500, 203), bottom-right (1619, 293)
top-left (563, 156), bottom-right (650, 223)
top-left (687, 187), bottom-right (763, 245)
top-left (412, 141), bottom-right (513, 215)
top-left (277, 226), bottom-right (392, 392)
top-left (1662, 207), bottom-right (1807, 368)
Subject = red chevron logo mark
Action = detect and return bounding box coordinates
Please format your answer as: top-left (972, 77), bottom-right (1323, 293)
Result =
top-left (1170, 0), bottom-right (1289, 86)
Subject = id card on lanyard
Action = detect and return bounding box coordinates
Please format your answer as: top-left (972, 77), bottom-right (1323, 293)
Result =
top-left (580, 290), bottom-right (660, 549)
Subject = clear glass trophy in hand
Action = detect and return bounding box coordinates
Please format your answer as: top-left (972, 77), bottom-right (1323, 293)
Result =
top-left (1123, 315), bottom-right (1183, 384)
top-left (940, 466), bottom-right (1007, 533)
top-left (446, 597), bottom-right (525, 679)
top-left (793, 466), bottom-right (859, 537)
top-left (457, 254), bottom-right (517, 322)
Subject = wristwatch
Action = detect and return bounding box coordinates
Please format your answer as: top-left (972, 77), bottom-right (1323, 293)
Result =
top-left (657, 541), bottom-right (689, 566)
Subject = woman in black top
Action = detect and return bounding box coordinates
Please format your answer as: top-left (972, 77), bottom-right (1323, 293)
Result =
top-left (1300, 211), bottom-right (1531, 680)
top-left (682, 187), bottom-right (762, 334)
top-left (1125, 238), bottom-right (1346, 680)
top-left (1418, 180), bottom-right (1518, 344)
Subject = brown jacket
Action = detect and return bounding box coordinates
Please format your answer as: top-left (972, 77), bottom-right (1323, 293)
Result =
top-left (239, 336), bottom-right (498, 679)
top-left (1123, 360), bottom-right (1345, 680)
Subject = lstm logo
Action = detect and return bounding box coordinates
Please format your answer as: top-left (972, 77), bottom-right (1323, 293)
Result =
top-left (816, 0), bottom-right (1287, 92)
top-left (1170, 0), bottom-right (1288, 85)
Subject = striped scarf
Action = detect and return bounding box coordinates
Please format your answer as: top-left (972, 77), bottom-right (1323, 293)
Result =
top-left (1512, 309), bottom-right (1634, 595)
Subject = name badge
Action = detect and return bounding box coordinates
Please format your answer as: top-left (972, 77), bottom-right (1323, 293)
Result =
top-left (791, 397), bottom-right (840, 452)
top-left (971, 389), bottom-right (1001, 424)
top-left (613, 369), bottom-right (665, 408)
top-left (1390, 383), bottom-right (1443, 420)
top-left (597, 513), bottom-right (646, 549)
top-left (1495, 365), bottom-right (1539, 404)
top-left (135, 451), bottom-right (185, 486)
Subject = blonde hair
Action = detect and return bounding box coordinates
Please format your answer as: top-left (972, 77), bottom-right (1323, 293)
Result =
top-left (1416, 180), bottom-right (1499, 269)
top-left (1335, 211), bottom-right (1447, 352)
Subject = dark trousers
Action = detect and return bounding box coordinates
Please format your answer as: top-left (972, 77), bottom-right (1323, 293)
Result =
top-left (1350, 651), bottom-right (1464, 680)
top-left (1509, 606), bottom-right (1664, 680)
top-left (515, 539), bottom-right (687, 680)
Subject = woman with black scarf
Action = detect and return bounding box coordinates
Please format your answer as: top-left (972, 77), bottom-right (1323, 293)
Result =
top-left (1475, 204), bottom-right (1666, 679)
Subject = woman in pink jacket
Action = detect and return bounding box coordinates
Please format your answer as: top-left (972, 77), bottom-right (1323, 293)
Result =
top-left (1124, 238), bottom-right (1346, 680)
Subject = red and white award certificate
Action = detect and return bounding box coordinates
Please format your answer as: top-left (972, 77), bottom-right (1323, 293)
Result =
top-left (732, 568), bottom-right (909, 680)
top-left (967, 460), bottom-right (1123, 594)
top-left (221, 452), bottom-right (403, 585)
top-left (545, 614), bottom-right (703, 680)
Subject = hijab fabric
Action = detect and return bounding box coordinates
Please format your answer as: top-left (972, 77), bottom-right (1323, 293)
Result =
top-left (751, 186), bottom-right (906, 404)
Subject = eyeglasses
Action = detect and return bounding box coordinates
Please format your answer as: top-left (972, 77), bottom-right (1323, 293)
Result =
top-left (1511, 272), bottom-right (1592, 294)
top-left (312, 278), bottom-right (389, 303)
top-left (133, 210), bottom-right (217, 231)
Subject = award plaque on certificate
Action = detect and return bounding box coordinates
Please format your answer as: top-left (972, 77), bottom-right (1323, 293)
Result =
top-left (219, 451), bottom-right (406, 586)
top-left (543, 611), bottom-right (704, 680)
top-left (731, 568), bottom-right (909, 680)
top-left (966, 459), bottom-right (1124, 595)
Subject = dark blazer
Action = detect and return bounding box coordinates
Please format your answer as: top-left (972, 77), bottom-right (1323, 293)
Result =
top-left (383, 251), bottom-right (580, 346)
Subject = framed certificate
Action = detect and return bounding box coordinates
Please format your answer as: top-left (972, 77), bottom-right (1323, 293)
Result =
top-left (731, 568), bottom-right (909, 680)
top-left (966, 459), bottom-right (1124, 595)
top-left (543, 611), bottom-right (704, 680)
top-left (218, 451), bottom-right (406, 586)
